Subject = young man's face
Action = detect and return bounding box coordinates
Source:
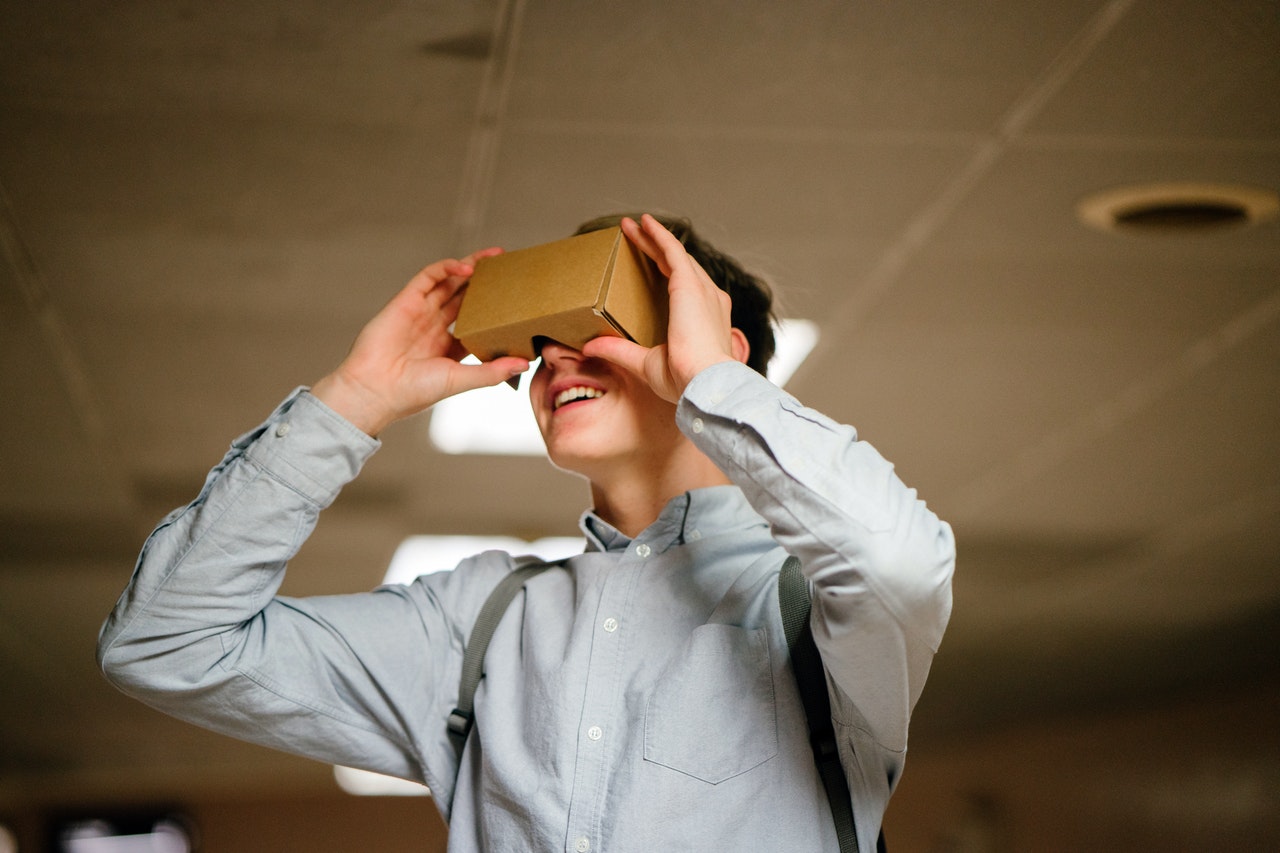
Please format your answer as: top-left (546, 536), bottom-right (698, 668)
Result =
top-left (528, 340), bottom-right (683, 479)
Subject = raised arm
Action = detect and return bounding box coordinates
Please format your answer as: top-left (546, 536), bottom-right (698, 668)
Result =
top-left (678, 363), bottom-right (955, 752)
top-left (313, 251), bottom-right (529, 436)
top-left (97, 255), bottom-right (530, 788)
top-left (586, 215), bottom-right (954, 752)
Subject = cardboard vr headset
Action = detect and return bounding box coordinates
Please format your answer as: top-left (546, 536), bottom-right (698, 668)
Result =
top-left (454, 227), bottom-right (667, 363)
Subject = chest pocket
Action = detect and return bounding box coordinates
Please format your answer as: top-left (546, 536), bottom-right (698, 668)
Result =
top-left (644, 623), bottom-right (778, 784)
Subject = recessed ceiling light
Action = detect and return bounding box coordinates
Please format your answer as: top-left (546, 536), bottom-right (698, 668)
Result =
top-left (1077, 182), bottom-right (1279, 234)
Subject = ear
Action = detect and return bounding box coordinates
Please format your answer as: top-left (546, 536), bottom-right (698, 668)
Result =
top-left (729, 328), bottom-right (750, 365)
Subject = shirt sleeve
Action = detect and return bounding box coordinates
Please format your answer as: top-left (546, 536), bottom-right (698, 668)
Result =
top-left (677, 361), bottom-right (955, 753)
top-left (95, 389), bottom-right (487, 797)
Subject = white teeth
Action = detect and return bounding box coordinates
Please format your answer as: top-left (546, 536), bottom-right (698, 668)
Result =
top-left (554, 386), bottom-right (604, 410)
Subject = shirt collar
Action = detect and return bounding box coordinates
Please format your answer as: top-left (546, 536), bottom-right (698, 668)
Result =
top-left (578, 485), bottom-right (766, 554)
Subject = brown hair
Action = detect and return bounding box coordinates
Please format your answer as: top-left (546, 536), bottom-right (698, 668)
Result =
top-left (574, 213), bottom-right (777, 375)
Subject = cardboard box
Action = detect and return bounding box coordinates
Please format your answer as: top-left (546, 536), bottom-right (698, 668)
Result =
top-left (454, 226), bottom-right (667, 362)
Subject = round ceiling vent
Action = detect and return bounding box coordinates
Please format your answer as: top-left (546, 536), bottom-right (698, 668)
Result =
top-left (1076, 182), bottom-right (1279, 234)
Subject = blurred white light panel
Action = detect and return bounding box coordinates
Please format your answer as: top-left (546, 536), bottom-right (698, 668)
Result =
top-left (382, 534), bottom-right (584, 586)
top-left (60, 820), bottom-right (191, 853)
top-left (767, 318), bottom-right (819, 387)
top-left (427, 319), bottom-right (819, 456)
top-left (427, 359), bottom-right (545, 455)
top-left (334, 765), bottom-right (431, 797)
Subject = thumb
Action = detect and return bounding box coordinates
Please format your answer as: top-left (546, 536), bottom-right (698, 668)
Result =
top-left (582, 335), bottom-right (650, 378)
top-left (448, 356), bottom-right (530, 395)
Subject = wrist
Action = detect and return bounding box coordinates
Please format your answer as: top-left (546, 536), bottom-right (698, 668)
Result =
top-left (678, 353), bottom-right (736, 393)
top-left (311, 371), bottom-right (395, 437)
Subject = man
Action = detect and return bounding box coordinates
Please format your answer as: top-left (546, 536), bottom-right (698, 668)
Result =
top-left (99, 214), bottom-right (955, 851)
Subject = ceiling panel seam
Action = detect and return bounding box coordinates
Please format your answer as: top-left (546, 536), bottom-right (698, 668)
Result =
top-left (450, 0), bottom-right (527, 254)
top-left (953, 284), bottom-right (1280, 513)
top-left (0, 181), bottom-right (132, 515)
top-left (800, 0), bottom-right (1136, 382)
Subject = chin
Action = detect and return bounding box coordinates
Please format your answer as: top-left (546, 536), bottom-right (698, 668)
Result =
top-left (544, 443), bottom-right (609, 479)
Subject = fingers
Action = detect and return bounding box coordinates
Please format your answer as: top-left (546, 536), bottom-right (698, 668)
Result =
top-left (619, 216), bottom-right (670, 276)
top-left (616, 214), bottom-right (740, 396)
top-left (619, 215), bottom-right (690, 281)
top-left (418, 261), bottom-right (473, 311)
top-left (447, 356), bottom-right (530, 396)
top-left (622, 214), bottom-right (708, 281)
top-left (461, 246), bottom-right (503, 266)
top-left (582, 335), bottom-right (652, 379)
top-left (408, 257), bottom-right (469, 290)
top-left (409, 246), bottom-right (502, 311)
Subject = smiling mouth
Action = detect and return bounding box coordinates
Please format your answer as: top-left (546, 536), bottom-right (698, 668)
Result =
top-left (553, 385), bottom-right (605, 411)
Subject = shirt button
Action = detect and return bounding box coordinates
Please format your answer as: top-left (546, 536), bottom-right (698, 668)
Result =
top-left (575, 838), bottom-right (590, 853)
top-left (274, 422), bottom-right (291, 437)
top-left (687, 529), bottom-right (702, 542)
top-left (635, 543), bottom-right (651, 558)
top-left (587, 725), bottom-right (603, 741)
top-left (602, 617), bottom-right (619, 633)
top-left (691, 417), bottom-right (704, 433)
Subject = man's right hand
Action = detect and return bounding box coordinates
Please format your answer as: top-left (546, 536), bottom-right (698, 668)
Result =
top-left (311, 251), bottom-right (530, 437)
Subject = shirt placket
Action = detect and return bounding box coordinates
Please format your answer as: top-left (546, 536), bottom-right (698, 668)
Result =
top-left (563, 539), bottom-right (649, 853)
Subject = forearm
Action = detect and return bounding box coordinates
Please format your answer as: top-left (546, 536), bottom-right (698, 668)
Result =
top-left (677, 361), bottom-right (955, 747)
top-left (97, 389), bottom-right (379, 709)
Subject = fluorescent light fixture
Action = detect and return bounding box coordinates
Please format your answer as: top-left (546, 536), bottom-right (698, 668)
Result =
top-left (382, 534), bottom-right (584, 586)
top-left (334, 765), bottom-right (431, 797)
top-left (428, 318), bottom-right (819, 455)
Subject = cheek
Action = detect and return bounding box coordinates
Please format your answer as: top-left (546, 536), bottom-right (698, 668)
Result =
top-left (618, 379), bottom-right (677, 425)
top-left (605, 395), bottom-right (680, 451)
top-left (528, 374), bottom-right (549, 417)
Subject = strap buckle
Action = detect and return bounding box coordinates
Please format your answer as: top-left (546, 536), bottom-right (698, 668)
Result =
top-left (447, 708), bottom-right (473, 739)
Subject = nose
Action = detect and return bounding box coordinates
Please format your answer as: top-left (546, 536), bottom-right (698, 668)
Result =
top-left (537, 339), bottom-right (584, 371)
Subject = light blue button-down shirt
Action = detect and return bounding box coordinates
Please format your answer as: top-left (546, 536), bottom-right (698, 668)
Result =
top-left (99, 361), bottom-right (954, 853)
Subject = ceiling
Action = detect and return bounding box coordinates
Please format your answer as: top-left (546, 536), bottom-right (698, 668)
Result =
top-left (2, 0), bottom-right (1278, 837)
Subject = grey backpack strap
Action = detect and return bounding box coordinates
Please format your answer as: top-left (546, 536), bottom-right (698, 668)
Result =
top-left (448, 557), bottom-right (556, 756)
top-left (779, 556), bottom-right (886, 853)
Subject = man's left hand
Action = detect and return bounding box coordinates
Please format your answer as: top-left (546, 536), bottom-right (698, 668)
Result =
top-left (582, 214), bottom-right (748, 403)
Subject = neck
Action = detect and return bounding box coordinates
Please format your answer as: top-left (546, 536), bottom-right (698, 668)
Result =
top-left (588, 443), bottom-right (731, 539)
